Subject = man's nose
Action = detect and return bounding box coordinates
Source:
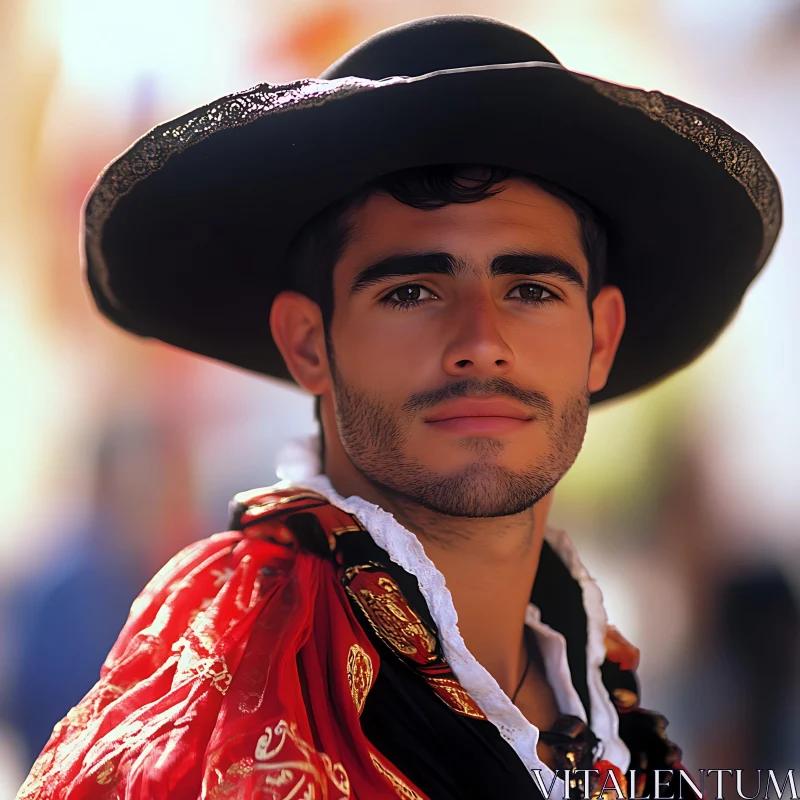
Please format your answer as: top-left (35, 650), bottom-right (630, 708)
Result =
top-left (441, 296), bottom-right (515, 377)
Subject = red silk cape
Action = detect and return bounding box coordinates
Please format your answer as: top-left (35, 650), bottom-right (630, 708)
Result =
top-left (18, 494), bottom-right (428, 799)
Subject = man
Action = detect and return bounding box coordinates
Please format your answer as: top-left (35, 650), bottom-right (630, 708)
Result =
top-left (18, 14), bottom-right (781, 800)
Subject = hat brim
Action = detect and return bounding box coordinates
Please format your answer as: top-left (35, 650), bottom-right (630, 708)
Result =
top-left (84, 62), bottom-right (781, 403)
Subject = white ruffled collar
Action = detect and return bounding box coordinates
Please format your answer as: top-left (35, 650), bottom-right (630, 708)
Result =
top-left (274, 436), bottom-right (630, 787)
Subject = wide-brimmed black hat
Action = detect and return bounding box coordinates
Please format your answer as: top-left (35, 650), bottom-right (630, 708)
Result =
top-left (83, 14), bottom-right (782, 403)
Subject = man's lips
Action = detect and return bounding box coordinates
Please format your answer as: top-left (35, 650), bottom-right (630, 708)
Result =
top-left (424, 398), bottom-right (533, 422)
top-left (424, 398), bottom-right (534, 434)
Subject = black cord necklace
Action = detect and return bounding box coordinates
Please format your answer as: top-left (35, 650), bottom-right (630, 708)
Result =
top-left (511, 648), bottom-right (532, 704)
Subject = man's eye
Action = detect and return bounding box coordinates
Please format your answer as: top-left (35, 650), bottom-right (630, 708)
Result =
top-left (508, 284), bottom-right (556, 303)
top-left (383, 284), bottom-right (435, 307)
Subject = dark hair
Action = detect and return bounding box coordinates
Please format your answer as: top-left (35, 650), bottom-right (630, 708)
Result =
top-left (282, 163), bottom-right (608, 447)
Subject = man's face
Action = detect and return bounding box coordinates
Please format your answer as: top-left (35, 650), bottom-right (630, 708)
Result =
top-left (325, 178), bottom-right (602, 517)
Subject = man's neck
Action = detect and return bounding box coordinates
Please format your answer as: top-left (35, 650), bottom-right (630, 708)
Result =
top-left (325, 460), bottom-right (553, 697)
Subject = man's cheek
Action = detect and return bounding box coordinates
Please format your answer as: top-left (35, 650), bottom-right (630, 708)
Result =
top-left (341, 328), bottom-right (428, 380)
top-left (515, 335), bottom-right (586, 380)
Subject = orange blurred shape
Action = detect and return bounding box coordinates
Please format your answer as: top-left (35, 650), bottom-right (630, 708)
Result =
top-left (282, 5), bottom-right (359, 75)
top-left (604, 624), bottom-right (641, 672)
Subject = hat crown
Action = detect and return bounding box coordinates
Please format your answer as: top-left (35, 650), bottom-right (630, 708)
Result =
top-left (319, 15), bottom-right (561, 81)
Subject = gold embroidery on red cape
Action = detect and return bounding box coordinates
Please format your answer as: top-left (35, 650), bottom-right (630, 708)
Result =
top-left (347, 643), bottom-right (374, 715)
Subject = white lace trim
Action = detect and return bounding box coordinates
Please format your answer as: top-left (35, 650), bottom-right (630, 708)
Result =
top-left (273, 435), bottom-right (631, 784)
top-left (542, 529), bottom-right (631, 771)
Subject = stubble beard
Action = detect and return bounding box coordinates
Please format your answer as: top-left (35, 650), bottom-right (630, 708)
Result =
top-left (330, 360), bottom-right (591, 519)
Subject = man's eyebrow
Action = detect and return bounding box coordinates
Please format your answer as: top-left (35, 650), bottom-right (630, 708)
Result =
top-left (490, 253), bottom-right (586, 290)
top-left (349, 253), bottom-right (464, 295)
top-left (348, 251), bottom-right (586, 295)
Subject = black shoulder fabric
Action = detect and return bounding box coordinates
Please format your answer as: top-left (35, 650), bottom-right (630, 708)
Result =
top-left (600, 655), bottom-right (687, 793)
top-left (600, 658), bottom-right (640, 703)
top-left (335, 529), bottom-right (546, 799)
top-left (360, 630), bottom-right (546, 799)
top-left (530, 541), bottom-right (592, 727)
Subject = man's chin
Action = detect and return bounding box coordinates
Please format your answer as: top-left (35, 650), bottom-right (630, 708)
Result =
top-left (368, 462), bottom-right (556, 519)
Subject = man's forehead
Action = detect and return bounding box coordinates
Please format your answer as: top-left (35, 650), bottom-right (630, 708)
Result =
top-left (340, 181), bottom-right (589, 282)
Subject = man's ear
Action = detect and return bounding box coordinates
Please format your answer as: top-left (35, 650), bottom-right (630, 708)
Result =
top-left (588, 285), bottom-right (626, 393)
top-left (270, 290), bottom-right (332, 395)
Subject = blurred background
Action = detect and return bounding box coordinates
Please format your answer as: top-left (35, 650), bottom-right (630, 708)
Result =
top-left (1, 0), bottom-right (798, 794)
